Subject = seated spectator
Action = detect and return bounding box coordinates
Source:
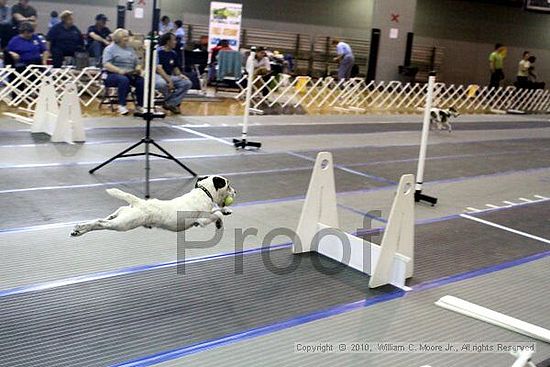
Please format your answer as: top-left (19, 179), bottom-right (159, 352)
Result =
top-left (211, 39), bottom-right (232, 61)
top-left (156, 32), bottom-right (192, 114)
top-left (158, 15), bottom-right (173, 35)
top-left (102, 28), bottom-right (144, 115)
top-left (12, 0), bottom-right (36, 28)
top-left (0, 0), bottom-right (14, 49)
top-left (253, 47), bottom-right (271, 75)
top-left (48, 10), bottom-right (60, 29)
top-left (252, 47), bottom-right (272, 96)
top-left (6, 21), bottom-right (47, 69)
top-left (47, 10), bottom-right (84, 68)
top-left (87, 14), bottom-right (111, 66)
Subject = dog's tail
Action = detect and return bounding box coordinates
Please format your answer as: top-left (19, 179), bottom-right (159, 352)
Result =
top-left (106, 188), bottom-right (142, 206)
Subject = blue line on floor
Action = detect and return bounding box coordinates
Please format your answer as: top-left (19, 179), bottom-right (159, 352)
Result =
top-left (0, 243), bottom-right (292, 298)
top-left (109, 290), bottom-right (406, 367)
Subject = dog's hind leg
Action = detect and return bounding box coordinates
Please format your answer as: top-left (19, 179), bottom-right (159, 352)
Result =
top-left (71, 208), bottom-right (145, 237)
top-left (105, 206), bottom-right (129, 220)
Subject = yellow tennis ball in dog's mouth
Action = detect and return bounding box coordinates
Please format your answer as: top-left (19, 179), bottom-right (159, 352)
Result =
top-left (224, 196), bottom-right (234, 206)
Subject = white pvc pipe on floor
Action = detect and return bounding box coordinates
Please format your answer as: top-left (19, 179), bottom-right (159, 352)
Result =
top-left (435, 295), bottom-right (550, 343)
top-left (415, 74), bottom-right (435, 192)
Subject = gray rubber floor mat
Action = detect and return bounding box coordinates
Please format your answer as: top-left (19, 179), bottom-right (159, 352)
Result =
top-left (353, 150), bottom-right (550, 183)
top-left (299, 138), bottom-right (550, 166)
top-left (471, 201), bottom-right (550, 239)
top-left (3, 121), bottom-right (549, 147)
top-left (0, 168), bottom-right (385, 230)
top-left (0, 249), bottom-right (396, 367)
top-left (0, 153), bottom-right (310, 191)
top-left (189, 120), bottom-right (550, 138)
top-left (360, 208), bottom-right (550, 286)
top-left (0, 126), bottom-right (194, 146)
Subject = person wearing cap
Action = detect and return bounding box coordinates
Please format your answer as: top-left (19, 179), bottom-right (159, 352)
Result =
top-left (87, 14), bottom-right (112, 66)
top-left (6, 21), bottom-right (48, 69)
top-left (47, 10), bottom-right (84, 68)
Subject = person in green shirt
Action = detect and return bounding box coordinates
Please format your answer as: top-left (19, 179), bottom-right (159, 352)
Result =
top-left (489, 43), bottom-right (506, 88)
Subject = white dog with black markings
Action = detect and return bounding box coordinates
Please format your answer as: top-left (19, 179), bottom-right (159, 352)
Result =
top-left (430, 107), bottom-right (460, 132)
top-left (71, 175), bottom-right (236, 237)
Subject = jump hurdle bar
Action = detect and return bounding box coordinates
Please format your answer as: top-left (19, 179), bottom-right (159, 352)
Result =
top-left (293, 152), bottom-right (415, 289)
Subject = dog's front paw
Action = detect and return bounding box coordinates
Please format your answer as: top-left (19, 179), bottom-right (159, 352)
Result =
top-left (221, 208), bottom-right (232, 216)
top-left (215, 219), bottom-right (223, 229)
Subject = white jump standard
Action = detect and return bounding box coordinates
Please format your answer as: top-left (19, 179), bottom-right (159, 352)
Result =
top-left (293, 152), bottom-right (415, 289)
top-left (415, 71), bottom-right (438, 206)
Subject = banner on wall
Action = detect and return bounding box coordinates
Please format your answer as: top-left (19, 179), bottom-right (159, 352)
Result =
top-left (208, 2), bottom-right (243, 51)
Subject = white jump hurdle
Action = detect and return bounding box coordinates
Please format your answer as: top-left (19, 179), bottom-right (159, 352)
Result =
top-left (31, 76), bottom-right (59, 134)
top-left (51, 83), bottom-right (85, 143)
top-left (293, 152), bottom-right (415, 289)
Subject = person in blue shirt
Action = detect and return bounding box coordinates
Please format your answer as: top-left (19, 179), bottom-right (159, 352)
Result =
top-left (46, 10), bottom-right (83, 68)
top-left (155, 32), bottom-right (192, 114)
top-left (6, 21), bottom-right (47, 69)
top-left (48, 11), bottom-right (60, 29)
top-left (331, 39), bottom-right (355, 81)
top-left (87, 14), bottom-right (111, 66)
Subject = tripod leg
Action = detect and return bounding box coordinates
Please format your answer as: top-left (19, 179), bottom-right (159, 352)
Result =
top-left (150, 140), bottom-right (197, 177)
top-left (89, 139), bottom-right (145, 174)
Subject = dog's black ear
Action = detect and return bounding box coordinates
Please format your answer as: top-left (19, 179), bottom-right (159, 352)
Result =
top-left (213, 176), bottom-right (227, 190)
top-left (195, 176), bottom-right (208, 188)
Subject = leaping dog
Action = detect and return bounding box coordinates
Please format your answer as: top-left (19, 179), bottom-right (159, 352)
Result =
top-left (430, 107), bottom-right (460, 132)
top-left (71, 175), bottom-right (236, 237)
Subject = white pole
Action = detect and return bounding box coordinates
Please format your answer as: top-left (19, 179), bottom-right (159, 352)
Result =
top-left (415, 73), bottom-right (435, 192)
top-left (143, 39), bottom-right (151, 111)
top-left (242, 50), bottom-right (255, 141)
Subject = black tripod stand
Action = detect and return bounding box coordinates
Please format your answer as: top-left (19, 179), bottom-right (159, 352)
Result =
top-left (89, 2), bottom-right (196, 198)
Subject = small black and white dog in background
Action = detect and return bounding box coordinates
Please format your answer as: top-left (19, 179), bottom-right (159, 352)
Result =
top-left (71, 175), bottom-right (236, 237)
top-left (430, 107), bottom-right (460, 132)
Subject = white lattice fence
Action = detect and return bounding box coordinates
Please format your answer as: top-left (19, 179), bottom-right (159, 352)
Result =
top-left (0, 66), bottom-right (105, 110)
top-left (235, 75), bottom-right (550, 115)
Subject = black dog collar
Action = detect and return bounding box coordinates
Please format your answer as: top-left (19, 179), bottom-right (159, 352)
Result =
top-left (197, 185), bottom-right (214, 202)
